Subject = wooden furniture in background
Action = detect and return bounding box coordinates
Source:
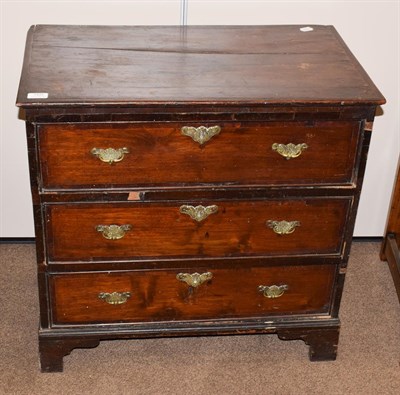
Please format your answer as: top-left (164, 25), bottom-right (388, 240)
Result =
top-left (381, 163), bottom-right (400, 302)
top-left (16, 25), bottom-right (385, 372)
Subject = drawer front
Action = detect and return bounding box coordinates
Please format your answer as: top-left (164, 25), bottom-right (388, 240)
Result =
top-left (39, 121), bottom-right (360, 189)
top-left (46, 198), bottom-right (350, 262)
top-left (50, 264), bottom-right (336, 325)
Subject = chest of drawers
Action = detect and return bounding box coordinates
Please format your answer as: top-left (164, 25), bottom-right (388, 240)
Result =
top-left (16, 25), bottom-right (385, 372)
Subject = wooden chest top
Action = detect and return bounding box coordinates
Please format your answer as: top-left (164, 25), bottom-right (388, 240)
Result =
top-left (16, 25), bottom-right (385, 108)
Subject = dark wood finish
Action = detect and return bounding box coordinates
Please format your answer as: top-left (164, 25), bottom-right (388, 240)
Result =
top-left (39, 337), bottom-right (100, 373)
top-left (16, 25), bottom-right (384, 371)
top-left (50, 265), bottom-right (335, 325)
top-left (23, 104), bottom-right (378, 124)
top-left (46, 198), bottom-right (350, 261)
top-left (381, 163), bottom-right (400, 303)
top-left (17, 25), bottom-right (384, 106)
top-left (381, 164), bottom-right (400, 257)
top-left (278, 325), bottom-right (339, 361)
top-left (38, 320), bottom-right (340, 372)
top-left (38, 121), bottom-right (360, 189)
top-left (383, 235), bottom-right (400, 301)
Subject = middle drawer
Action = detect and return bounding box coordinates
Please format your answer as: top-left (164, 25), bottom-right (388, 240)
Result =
top-left (45, 198), bottom-right (350, 262)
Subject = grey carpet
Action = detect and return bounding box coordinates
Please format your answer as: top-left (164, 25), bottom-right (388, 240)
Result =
top-left (0, 242), bottom-right (399, 394)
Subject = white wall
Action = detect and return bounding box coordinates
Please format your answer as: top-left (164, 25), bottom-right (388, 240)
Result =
top-left (1, 0), bottom-right (399, 237)
top-left (0, 0), bottom-right (181, 237)
top-left (187, 0), bottom-right (400, 237)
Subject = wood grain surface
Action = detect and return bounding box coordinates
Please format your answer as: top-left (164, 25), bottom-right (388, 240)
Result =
top-left (17, 25), bottom-right (385, 107)
top-left (50, 264), bottom-right (335, 324)
top-left (46, 198), bottom-right (350, 261)
top-left (15, 24), bottom-right (385, 370)
top-left (39, 121), bottom-right (360, 189)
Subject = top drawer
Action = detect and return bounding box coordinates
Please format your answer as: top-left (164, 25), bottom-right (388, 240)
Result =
top-left (38, 121), bottom-right (361, 190)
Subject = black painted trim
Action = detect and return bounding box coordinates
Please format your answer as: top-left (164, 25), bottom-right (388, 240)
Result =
top-left (352, 236), bottom-right (383, 243)
top-left (0, 236), bottom-right (383, 244)
top-left (0, 237), bottom-right (35, 244)
top-left (0, 236), bottom-right (383, 245)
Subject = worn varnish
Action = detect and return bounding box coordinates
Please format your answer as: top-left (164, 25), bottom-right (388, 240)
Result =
top-left (46, 199), bottom-right (350, 261)
top-left (50, 265), bottom-right (335, 325)
top-left (17, 25), bottom-right (384, 106)
top-left (16, 25), bottom-right (385, 372)
top-left (39, 121), bottom-right (360, 189)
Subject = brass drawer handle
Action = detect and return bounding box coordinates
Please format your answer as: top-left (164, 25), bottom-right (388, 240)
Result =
top-left (176, 272), bottom-right (213, 288)
top-left (272, 143), bottom-right (308, 159)
top-left (258, 284), bottom-right (289, 299)
top-left (98, 292), bottom-right (131, 305)
top-left (96, 224), bottom-right (132, 240)
top-left (91, 147), bottom-right (129, 164)
top-left (267, 220), bottom-right (300, 235)
top-left (181, 125), bottom-right (221, 145)
top-left (180, 205), bottom-right (218, 222)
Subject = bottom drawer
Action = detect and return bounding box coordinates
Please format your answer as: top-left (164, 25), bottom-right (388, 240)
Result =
top-left (50, 265), bottom-right (336, 325)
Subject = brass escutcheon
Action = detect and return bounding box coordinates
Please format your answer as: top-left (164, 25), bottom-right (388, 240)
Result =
top-left (176, 272), bottom-right (213, 288)
top-left (91, 147), bottom-right (129, 164)
top-left (96, 224), bottom-right (132, 240)
top-left (98, 292), bottom-right (131, 305)
top-left (181, 125), bottom-right (221, 145)
top-left (179, 205), bottom-right (218, 222)
top-left (267, 220), bottom-right (300, 235)
top-left (272, 143), bottom-right (308, 159)
top-left (258, 284), bottom-right (289, 299)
